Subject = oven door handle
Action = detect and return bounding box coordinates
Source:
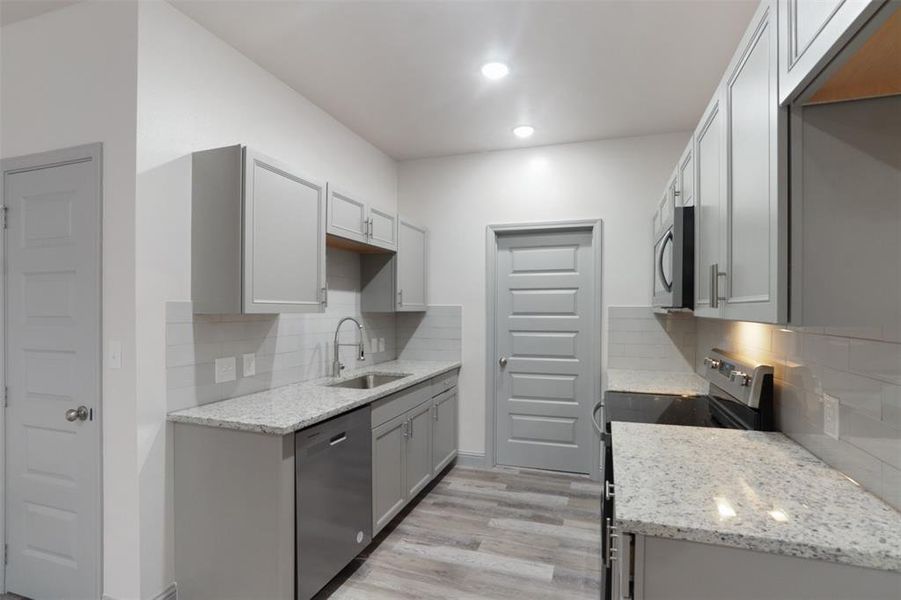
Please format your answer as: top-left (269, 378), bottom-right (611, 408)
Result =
top-left (592, 399), bottom-right (605, 438)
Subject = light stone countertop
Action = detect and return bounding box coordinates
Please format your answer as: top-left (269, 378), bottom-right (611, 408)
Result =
top-left (606, 369), bottom-right (709, 396)
top-left (167, 360), bottom-right (461, 435)
top-left (611, 422), bottom-right (901, 572)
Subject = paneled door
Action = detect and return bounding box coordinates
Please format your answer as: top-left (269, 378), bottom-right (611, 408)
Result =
top-left (494, 229), bottom-right (595, 474)
top-left (3, 144), bottom-right (102, 599)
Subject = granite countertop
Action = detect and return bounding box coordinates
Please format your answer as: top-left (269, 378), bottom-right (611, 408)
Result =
top-left (167, 360), bottom-right (461, 435)
top-left (611, 421), bottom-right (901, 572)
top-left (606, 369), bottom-right (709, 396)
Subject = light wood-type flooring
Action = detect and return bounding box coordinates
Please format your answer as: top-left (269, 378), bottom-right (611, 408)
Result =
top-left (1, 467), bottom-right (601, 600)
top-left (318, 465), bottom-right (603, 600)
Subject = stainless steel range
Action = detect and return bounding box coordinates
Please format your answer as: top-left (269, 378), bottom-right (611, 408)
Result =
top-left (593, 348), bottom-right (775, 599)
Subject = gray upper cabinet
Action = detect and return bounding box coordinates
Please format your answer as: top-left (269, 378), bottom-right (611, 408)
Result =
top-left (326, 186), bottom-right (367, 244)
top-left (723, 1), bottom-right (787, 323)
top-left (368, 206), bottom-right (397, 251)
top-left (693, 91), bottom-right (726, 319)
top-left (687, 0), bottom-right (787, 323)
top-left (777, 0), bottom-right (883, 104)
top-left (360, 216), bottom-right (428, 313)
top-left (677, 143), bottom-right (694, 207)
top-left (327, 185), bottom-right (397, 251)
top-left (397, 218), bottom-right (428, 311)
top-left (191, 145), bottom-right (326, 314)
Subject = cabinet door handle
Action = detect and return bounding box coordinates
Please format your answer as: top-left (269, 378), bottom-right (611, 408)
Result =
top-left (320, 286), bottom-right (328, 306)
top-left (397, 289), bottom-right (403, 306)
top-left (368, 217), bottom-right (374, 238)
top-left (402, 420), bottom-right (409, 439)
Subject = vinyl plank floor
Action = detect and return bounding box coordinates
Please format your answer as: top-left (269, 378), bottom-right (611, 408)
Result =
top-left (318, 465), bottom-right (602, 600)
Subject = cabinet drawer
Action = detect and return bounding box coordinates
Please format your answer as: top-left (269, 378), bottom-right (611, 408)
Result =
top-left (431, 371), bottom-right (458, 397)
top-left (371, 381), bottom-right (431, 429)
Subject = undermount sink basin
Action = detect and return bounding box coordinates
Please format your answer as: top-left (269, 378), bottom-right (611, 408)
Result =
top-left (329, 373), bottom-right (410, 390)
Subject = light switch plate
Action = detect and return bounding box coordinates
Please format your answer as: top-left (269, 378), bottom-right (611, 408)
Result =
top-left (108, 340), bottom-right (122, 369)
top-left (370, 337), bottom-right (378, 353)
top-left (379, 338), bottom-right (385, 352)
top-left (215, 356), bottom-right (236, 383)
top-left (824, 394), bottom-right (840, 440)
top-left (243, 353), bottom-right (256, 377)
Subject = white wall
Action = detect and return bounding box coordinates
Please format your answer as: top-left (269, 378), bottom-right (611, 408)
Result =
top-left (1, 3), bottom-right (142, 597)
top-left (135, 2), bottom-right (397, 597)
top-left (397, 133), bottom-right (688, 454)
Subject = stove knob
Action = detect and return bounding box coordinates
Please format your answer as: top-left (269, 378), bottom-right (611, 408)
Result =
top-left (704, 357), bottom-right (722, 369)
top-left (730, 370), bottom-right (751, 386)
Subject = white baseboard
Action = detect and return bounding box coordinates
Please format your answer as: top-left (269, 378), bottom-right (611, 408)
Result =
top-left (104, 582), bottom-right (176, 600)
top-left (455, 450), bottom-right (487, 468)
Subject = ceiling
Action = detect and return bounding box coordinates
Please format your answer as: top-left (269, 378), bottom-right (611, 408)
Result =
top-left (3, 1), bottom-right (758, 160)
top-left (173, 0), bottom-right (757, 160)
top-left (0, 0), bottom-right (81, 26)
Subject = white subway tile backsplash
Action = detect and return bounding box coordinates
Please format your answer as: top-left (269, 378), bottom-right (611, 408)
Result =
top-left (849, 338), bottom-right (901, 385)
top-left (396, 305), bottom-right (463, 362)
top-left (166, 249), bottom-right (397, 410)
top-left (607, 307), bottom-right (695, 374)
top-left (802, 334), bottom-right (851, 371)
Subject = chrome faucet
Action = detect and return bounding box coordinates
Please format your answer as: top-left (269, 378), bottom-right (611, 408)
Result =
top-left (333, 317), bottom-right (365, 377)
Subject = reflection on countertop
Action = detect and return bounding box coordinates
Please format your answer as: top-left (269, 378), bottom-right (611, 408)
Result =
top-left (611, 421), bottom-right (901, 572)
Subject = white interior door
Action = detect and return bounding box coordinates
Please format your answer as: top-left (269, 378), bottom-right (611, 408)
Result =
top-left (494, 229), bottom-right (595, 473)
top-left (3, 145), bottom-right (102, 600)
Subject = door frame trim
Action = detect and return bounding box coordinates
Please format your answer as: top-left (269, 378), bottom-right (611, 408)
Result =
top-left (484, 219), bottom-right (603, 480)
top-left (0, 142), bottom-right (104, 595)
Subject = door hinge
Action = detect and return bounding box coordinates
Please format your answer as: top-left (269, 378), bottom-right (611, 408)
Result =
top-left (4, 543), bottom-right (8, 565)
top-left (1, 205), bottom-right (7, 229)
top-left (3, 386), bottom-right (7, 408)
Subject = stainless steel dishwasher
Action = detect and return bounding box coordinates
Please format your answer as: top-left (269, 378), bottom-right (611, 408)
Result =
top-left (296, 405), bottom-right (372, 600)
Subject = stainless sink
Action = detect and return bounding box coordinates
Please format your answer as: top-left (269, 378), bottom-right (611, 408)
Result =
top-left (329, 373), bottom-right (409, 390)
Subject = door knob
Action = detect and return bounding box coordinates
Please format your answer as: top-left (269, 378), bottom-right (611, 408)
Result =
top-left (66, 405), bottom-right (89, 422)
top-left (498, 357), bottom-right (508, 367)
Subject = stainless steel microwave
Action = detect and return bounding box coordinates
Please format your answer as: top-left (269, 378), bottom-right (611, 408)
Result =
top-left (652, 206), bottom-right (694, 310)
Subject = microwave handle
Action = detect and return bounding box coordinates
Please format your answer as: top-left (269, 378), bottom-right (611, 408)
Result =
top-left (659, 230), bottom-right (673, 292)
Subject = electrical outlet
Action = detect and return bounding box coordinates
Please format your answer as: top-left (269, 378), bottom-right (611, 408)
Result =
top-left (243, 353), bottom-right (256, 377)
top-left (215, 356), bottom-right (236, 383)
top-left (370, 337), bottom-right (378, 353)
top-left (378, 338), bottom-right (385, 352)
top-left (824, 394), bottom-right (840, 440)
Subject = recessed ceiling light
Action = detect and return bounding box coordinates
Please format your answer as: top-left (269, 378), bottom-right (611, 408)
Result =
top-left (513, 125), bottom-right (534, 139)
top-left (481, 62), bottom-right (509, 80)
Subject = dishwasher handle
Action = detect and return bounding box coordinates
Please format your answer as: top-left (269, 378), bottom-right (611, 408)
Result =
top-left (329, 432), bottom-right (347, 446)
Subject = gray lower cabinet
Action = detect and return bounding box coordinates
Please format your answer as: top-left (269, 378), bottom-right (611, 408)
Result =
top-left (404, 401), bottom-right (434, 498)
top-left (371, 371), bottom-right (458, 534)
top-left (612, 530), bottom-right (901, 600)
top-left (191, 144), bottom-right (327, 314)
top-left (432, 388), bottom-right (458, 475)
top-left (371, 413), bottom-right (408, 533)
